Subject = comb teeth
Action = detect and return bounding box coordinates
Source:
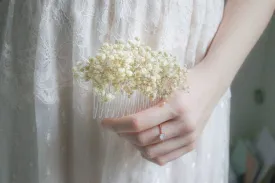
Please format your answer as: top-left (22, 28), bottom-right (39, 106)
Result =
top-left (91, 91), bottom-right (160, 119)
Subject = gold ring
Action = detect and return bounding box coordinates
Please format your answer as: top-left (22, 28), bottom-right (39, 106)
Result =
top-left (158, 124), bottom-right (165, 141)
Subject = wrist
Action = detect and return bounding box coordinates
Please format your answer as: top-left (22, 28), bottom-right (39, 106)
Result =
top-left (192, 60), bottom-right (230, 99)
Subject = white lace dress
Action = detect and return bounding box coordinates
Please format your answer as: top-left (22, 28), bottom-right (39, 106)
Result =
top-left (0, 0), bottom-right (231, 183)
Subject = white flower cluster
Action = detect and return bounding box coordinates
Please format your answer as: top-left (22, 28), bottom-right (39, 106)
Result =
top-left (73, 38), bottom-right (188, 102)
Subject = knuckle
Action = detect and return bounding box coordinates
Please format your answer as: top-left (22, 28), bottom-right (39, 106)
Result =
top-left (169, 109), bottom-right (178, 119)
top-left (140, 152), bottom-right (148, 160)
top-left (136, 134), bottom-right (146, 146)
top-left (154, 158), bottom-right (166, 166)
top-left (144, 147), bottom-right (154, 159)
top-left (177, 106), bottom-right (185, 115)
top-left (165, 103), bottom-right (179, 119)
top-left (186, 143), bottom-right (196, 152)
top-left (131, 117), bottom-right (142, 132)
top-left (185, 123), bottom-right (196, 133)
top-left (188, 134), bottom-right (197, 143)
top-left (178, 122), bottom-right (186, 135)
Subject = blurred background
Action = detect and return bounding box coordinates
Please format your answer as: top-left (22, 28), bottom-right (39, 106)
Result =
top-left (231, 13), bottom-right (275, 141)
top-left (229, 14), bottom-right (275, 183)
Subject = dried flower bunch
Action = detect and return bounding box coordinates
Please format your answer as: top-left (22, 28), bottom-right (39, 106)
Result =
top-left (73, 38), bottom-right (188, 102)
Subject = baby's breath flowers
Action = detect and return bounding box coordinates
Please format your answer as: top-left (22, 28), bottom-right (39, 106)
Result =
top-left (73, 38), bottom-right (188, 102)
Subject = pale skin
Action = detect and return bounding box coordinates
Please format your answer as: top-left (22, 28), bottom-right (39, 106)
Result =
top-left (102, 0), bottom-right (275, 166)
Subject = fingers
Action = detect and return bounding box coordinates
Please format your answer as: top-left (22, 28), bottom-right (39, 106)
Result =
top-left (120, 125), bottom-right (161, 146)
top-left (120, 118), bottom-right (194, 146)
top-left (138, 132), bottom-right (196, 159)
top-left (101, 116), bottom-right (137, 133)
top-left (101, 102), bottom-right (177, 133)
top-left (142, 142), bottom-right (196, 166)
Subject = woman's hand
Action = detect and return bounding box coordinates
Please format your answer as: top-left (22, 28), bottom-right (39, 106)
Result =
top-left (103, 0), bottom-right (275, 166)
top-left (102, 62), bottom-right (224, 166)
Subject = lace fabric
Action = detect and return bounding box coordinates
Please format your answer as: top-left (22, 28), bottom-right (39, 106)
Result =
top-left (0, 0), bottom-right (230, 183)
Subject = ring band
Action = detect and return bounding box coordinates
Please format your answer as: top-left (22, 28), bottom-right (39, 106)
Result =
top-left (158, 124), bottom-right (165, 141)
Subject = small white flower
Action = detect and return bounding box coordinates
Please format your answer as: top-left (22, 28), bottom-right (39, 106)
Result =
top-left (72, 38), bottom-right (188, 102)
top-left (118, 68), bottom-right (125, 73)
top-left (109, 55), bottom-right (115, 61)
top-left (126, 70), bottom-right (133, 76)
top-left (147, 64), bottom-right (153, 70)
top-left (146, 86), bottom-right (152, 92)
top-left (141, 68), bottom-right (147, 74)
top-left (122, 72), bottom-right (127, 77)
top-left (106, 93), bottom-right (115, 101)
top-left (125, 58), bottom-right (133, 64)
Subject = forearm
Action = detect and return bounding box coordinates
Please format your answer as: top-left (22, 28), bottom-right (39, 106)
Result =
top-left (202, 0), bottom-right (275, 90)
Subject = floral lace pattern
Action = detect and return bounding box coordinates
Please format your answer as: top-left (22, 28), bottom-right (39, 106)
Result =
top-left (0, 0), bottom-right (230, 183)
